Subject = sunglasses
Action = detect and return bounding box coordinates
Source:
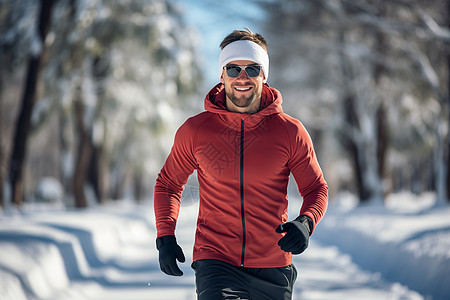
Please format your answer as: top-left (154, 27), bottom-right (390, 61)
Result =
top-left (225, 65), bottom-right (262, 78)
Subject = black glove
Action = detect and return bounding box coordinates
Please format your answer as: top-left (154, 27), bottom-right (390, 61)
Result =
top-left (275, 215), bottom-right (312, 254)
top-left (156, 235), bottom-right (186, 276)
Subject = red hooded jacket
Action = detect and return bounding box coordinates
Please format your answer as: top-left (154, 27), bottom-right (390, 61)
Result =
top-left (154, 83), bottom-right (328, 268)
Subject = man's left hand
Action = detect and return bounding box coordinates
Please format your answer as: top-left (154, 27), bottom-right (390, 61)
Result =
top-left (275, 215), bottom-right (311, 254)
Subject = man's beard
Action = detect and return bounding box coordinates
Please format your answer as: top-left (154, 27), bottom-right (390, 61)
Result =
top-left (225, 83), bottom-right (261, 108)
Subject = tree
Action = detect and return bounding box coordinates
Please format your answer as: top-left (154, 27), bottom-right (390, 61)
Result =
top-left (0, 1), bottom-right (37, 208)
top-left (1, 0), bottom-right (202, 207)
top-left (9, 0), bottom-right (55, 206)
top-left (73, 80), bottom-right (91, 207)
top-left (50, 0), bottom-right (202, 205)
top-left (256, 0), bottom-right (449, 203)
top-left (447, 0), bottom-right (450, 200)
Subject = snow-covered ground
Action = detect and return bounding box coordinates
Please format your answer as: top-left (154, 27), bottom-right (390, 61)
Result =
top-left (0, 192), bottom-right (449, 300)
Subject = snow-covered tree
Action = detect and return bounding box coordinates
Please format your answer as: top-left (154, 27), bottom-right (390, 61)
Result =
top-left (0, 0), bottom-right (202, 207)
top-left (0, 0), bottom-right (56, 206)
top-left (256, 0), bottom-right (449, 203)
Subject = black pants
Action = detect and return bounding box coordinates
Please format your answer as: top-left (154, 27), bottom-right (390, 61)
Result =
top-left (192, 259), bottom-right (297, 300)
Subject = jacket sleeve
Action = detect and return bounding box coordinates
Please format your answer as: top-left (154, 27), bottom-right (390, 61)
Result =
top-left (154, 119), bottom-right (198, 238)
top-left (287, 122), bottom-right (328, 234)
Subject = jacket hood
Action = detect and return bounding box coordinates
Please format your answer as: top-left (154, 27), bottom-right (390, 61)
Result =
top-left (204, 83), bottom-right (283, 129)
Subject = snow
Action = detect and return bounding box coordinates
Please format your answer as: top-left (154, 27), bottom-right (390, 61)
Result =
top-left (0, 192), bottom-right (449, 300)
top-left (34, 177), bottom-right (64, 203)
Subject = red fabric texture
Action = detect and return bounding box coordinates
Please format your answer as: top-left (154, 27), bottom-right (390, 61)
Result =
top-left (154, 83), bottom-right (328, 268)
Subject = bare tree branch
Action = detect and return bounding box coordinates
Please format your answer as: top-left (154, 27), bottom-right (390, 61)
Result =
top-left (320, 0), bottom-right (450, 43)
top-left (414, 6), bottom-right (450, 42)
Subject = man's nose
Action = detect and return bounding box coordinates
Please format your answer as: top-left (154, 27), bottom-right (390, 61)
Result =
top-left (237, 68), bottom-right (249, 79)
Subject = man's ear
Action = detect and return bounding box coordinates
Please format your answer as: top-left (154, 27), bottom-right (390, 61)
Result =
top-left (220, 72), bottom-right (225, 83)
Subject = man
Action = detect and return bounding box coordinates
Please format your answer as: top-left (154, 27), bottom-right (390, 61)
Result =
top-left (154, 28), bottom-right (328, 300)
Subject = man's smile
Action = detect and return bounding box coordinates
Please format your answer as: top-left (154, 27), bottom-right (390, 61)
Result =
top-left (234, 86), bottom-right (253, 92)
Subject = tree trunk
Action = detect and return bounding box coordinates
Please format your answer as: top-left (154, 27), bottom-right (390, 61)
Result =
top-left (447, 62), bottom-right (450, 202)
top-left (9, 0), bottom-right (55, 206)
top-left (89, 144), bottom-right (105, 203)
top-left (342, 94), bottom-right (371, 201)
top-left (446, 0), bottom-right (450, 202)
top-left (73, 91), bottom-right (91, 208)
top-left (58, 0), bottom-right (77, 199)
top-left (376, 104), bottom-right (388, 188)
top-left (133, 171), bottom-right (144, 203)
top-left (87, 56), bottom-right (108, 204)
top-left (338, 31), bottom-right (375, 203)
top-left (0, 77), bottom-right (4, 208)
top-left (59, 100), bottom-right (72, 196)
top-left (373, 3), bottom-right (389, 199)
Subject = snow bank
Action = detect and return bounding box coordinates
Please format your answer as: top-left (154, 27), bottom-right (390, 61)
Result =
top-left (293, 242), bottom-right (424, 300)
top-left (0, 203), bottom-right (161, 300)
top-left (0, 239), bottom-right (69, 299)
top-left (315, 192), bottom-right (450, 299)
top-left (0, 269), bottom-right (28, 300)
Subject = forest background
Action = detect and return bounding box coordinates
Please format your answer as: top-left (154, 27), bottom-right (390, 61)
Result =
top-left (0, 0), bottom-right (449, 209)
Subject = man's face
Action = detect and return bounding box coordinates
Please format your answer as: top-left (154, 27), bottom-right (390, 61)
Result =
top-left (220, 60), bottom-right (266, 112)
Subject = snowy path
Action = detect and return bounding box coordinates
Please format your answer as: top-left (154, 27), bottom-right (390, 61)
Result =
top-left (56, 242), bottom-right (423, 300)
top-left (29, 241), bottom-right (422, 300)
top-left (51, 242), bottom-right (423, 300)
top-left (292, 242), bottom-right (422, 300)
top-left (1, 193), bottom-right (448, 299)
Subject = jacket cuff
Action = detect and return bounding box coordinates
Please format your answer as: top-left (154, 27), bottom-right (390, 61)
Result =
top-left (156, 235), bottom-right (177, 250)
top-left (294, 215), bottom-right (313, 236)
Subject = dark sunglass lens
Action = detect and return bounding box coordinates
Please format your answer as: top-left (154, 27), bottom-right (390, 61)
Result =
top-left (245, 66), bottom-right (261, 77)
top-left (226, 66), bottom-right (242, 78)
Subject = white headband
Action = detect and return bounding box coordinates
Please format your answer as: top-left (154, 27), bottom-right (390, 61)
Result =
top-left (219, 40), bottom-right (269, 80)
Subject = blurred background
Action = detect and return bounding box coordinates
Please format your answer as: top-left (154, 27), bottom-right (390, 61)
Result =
top-left (0, 0), bottom-right (449, 208)
top-left (0, 1), bottom-right (449, 299)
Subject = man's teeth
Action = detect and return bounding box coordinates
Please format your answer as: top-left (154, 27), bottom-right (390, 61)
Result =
top-left (235, 87), bottom-right (251, 91)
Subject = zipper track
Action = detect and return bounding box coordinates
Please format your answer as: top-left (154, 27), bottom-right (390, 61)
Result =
top-left (240, 119), bottom-right (246, 267)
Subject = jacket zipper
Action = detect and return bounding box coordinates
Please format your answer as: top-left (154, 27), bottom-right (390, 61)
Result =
top-left (240, 119), bottom-right (246, 267)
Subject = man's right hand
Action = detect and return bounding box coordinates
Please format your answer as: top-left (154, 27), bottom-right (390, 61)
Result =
top-left (156, 235), bottom-right (186, 276)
